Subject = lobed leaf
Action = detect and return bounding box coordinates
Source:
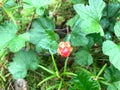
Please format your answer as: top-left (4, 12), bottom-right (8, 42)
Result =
top-left (102, 40), bottom-right (120, 71)
top-left (29, 17), bottom-right (59, 54)
top-left (114, 21), bottom-right (120, 40)
top-left (67, 15), bottom-right (88, 46)
top-left (0, 22), bottom-right (17, 49)
top-left (74, 49), bottom-right (93, 66)
top-left (8, 50), bottom-right (39, 79)
top-left (69, 68), bottom-right (100, 90)
top-left (74, 0), bottom-right (105, 36)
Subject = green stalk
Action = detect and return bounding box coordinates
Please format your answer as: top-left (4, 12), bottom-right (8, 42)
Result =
top-left (99, 80), bottom-right (111, 86)
top-left (62, 72), bottom-right (77, 77)
top-left (93, 62), bottom-right (97, 76)
top-left (38, 65), bottom-right (54, 74)
top-left (63, 57), bottom-right (69, 73)
top-left (2, 6), bottom-right (16, 25)
top-left (47, 84), bottom-right (59, 90)
top-left (96, 64), bottom-right (107, 80)
top-left (58, 80), bottom-right (62, 90)
top-left (51, 54), bottom-right (59, 78)
top-left (37, 75), bottom-right (56, 86)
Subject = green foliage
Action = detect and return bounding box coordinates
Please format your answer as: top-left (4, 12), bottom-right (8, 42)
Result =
top-left (0, 22), bottom-right (29, 52)
top-left (104, 65), bottom-right (120, 82)
top-left (8, 33), bottom-right (29, 52)
top-left (23, 0), bottom-right (52, 15)
top-left (73, 0), bottom-right (105, 36)
top-left (71, 0), bottom-right (86, 4)
top-left (74, 49), bottom-right (93, 66)
top-left (104, 65), bottom-right (120, 90)
top-left (102, 40), bottom-right (120, 71)
top-left (29, 17), bottom-right (59, 54)
top-left (1, 0), bottom-right (120, 89)
top-left (67, 15), bottom-right (88, 46)
top-left (69, 68), bottom-right (100, 90)
top-left (114, 21), bottom-right (120, 39)
top-left (8, 50), bottom-right (39, 80)
top-left (107, 2), bottom-right (120, 18)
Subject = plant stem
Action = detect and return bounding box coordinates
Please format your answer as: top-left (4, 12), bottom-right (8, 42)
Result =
top-left (93, 62), bottom-right (97, 76)
top-left (58, 80), bottom-right (62, 90)
top-left (51, 54), bottom-right (59, 77)
top-left (2, 6), bottom-right (16, 25)
top-left (99, 80), bottom-right (111, 86)
top-left (96, 63), bottom-right (107, 80)
top-left (37, 75), bottom-right (56, 86)
top-left (38, 65), bottom-right (54, 74)
top-left (62, 72), bottom-right (77, 77)
top-left (63, 57), bottom-right (69, 73)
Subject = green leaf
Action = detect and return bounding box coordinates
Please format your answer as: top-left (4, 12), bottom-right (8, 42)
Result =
top-left (104, 65), bottom-right (120, 90)
top-left (32, 0), bottom-right (52, 8)
top-left (67, 15), bottom-right (88, 46)
top-left (29, 17), bottom-right (59, 54)
top-left (23, 0), bottom-right (52, 8)
top-left (4, 0), bottom-right (15, 8)
top-left (8, 33), bottom-right (29, 52)
top-left (23, 0), bottom-right (52, 15)
top-left (74, 50), bottom-right (93, 66)
top-left (69, 68), bottom-right (101, 90)
top-left (8, 61), bottom-right (27, 80)
top-left (0, 21), bottom-right (29, 52)
top-left (114, 21), bottom-right (120, 40)
top-left (67, 15), bottom-right (81, 32)
top-left (104, 65), bottom-right (120, 82)
top-left (0, 21), bottom-right (17, 49)
top-left (102, 40), bottom-right (120, 71)
top-left (104, 32), bottom-right (112, 40)
top-left (100, 18), bottom-right (110, 29)
top-left (70, 29), bottom-right (88, 46)
top-left (107, 81), bottom-right (120, 90)
top-left (74, 0), bottom-right (105, 36)
top-left (8, 50), bottom-right (39, 79)
top-left (72, 0), bottom-right (86, 4)
top-left (107, 2), bottom-right (120, 18)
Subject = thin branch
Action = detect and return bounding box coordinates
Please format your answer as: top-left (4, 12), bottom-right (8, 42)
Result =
top-left (26, 10), bottom-right (36, 32)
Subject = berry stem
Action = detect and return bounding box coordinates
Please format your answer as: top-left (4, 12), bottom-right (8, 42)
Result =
top-left (51, 54), bottom-right (59, 77)
top-left (96, 63), bottom-right (107, 80)
top-left (63, 57), bottom-right (69, 73)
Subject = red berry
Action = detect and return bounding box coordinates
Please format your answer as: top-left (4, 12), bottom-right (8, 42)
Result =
top-left (57, 42), bottom-right (73, 57)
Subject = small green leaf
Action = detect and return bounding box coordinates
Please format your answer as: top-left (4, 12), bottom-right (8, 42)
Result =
top-left (102, 40), bottom-right (120, 71)
top-left (107, 81), bottom-right (120, 90)
top-left (8, 61), bottom-right (27, 80)
top-left (72, 0), bottom-right (86, 4)
top-left (74, 0), bottom-right (105, 36)
top-left (67, 15), bottom-right (81, 32)
top-left (104, 65), bottom-right (120, 82)
top-left (32, 0), bottom-right (52, 8)
top-left (29, 17), bottom-right (59, 54)
top-left (23, 0), bottom-right (52, 15)
top-left (8, 50), bottom-right (39, 79)
top-left (114, 21), bottom-right (120, 40)
top-left (70, 29), bottom-right (88, 46)
top-left (67, 15), bottom-right (88, 46)
top-left (107, 2), bottom-right (120, 18)
top-left (100, 18), bottom-right (110, 29)
top-left (74, 50), bottom-right (93, 66)
top-left (0, 21), bottom-right (29, 52)
top-left (0, 21), bottom-right (17, 49)
top-left (8, 33), bottom-right (29, 52)
top-left (69, 68), bottom-right (101, 90)
top-left (104, 65), bottom-right (120, 90)
top-left (23, 0), bottom-right (52, 8)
